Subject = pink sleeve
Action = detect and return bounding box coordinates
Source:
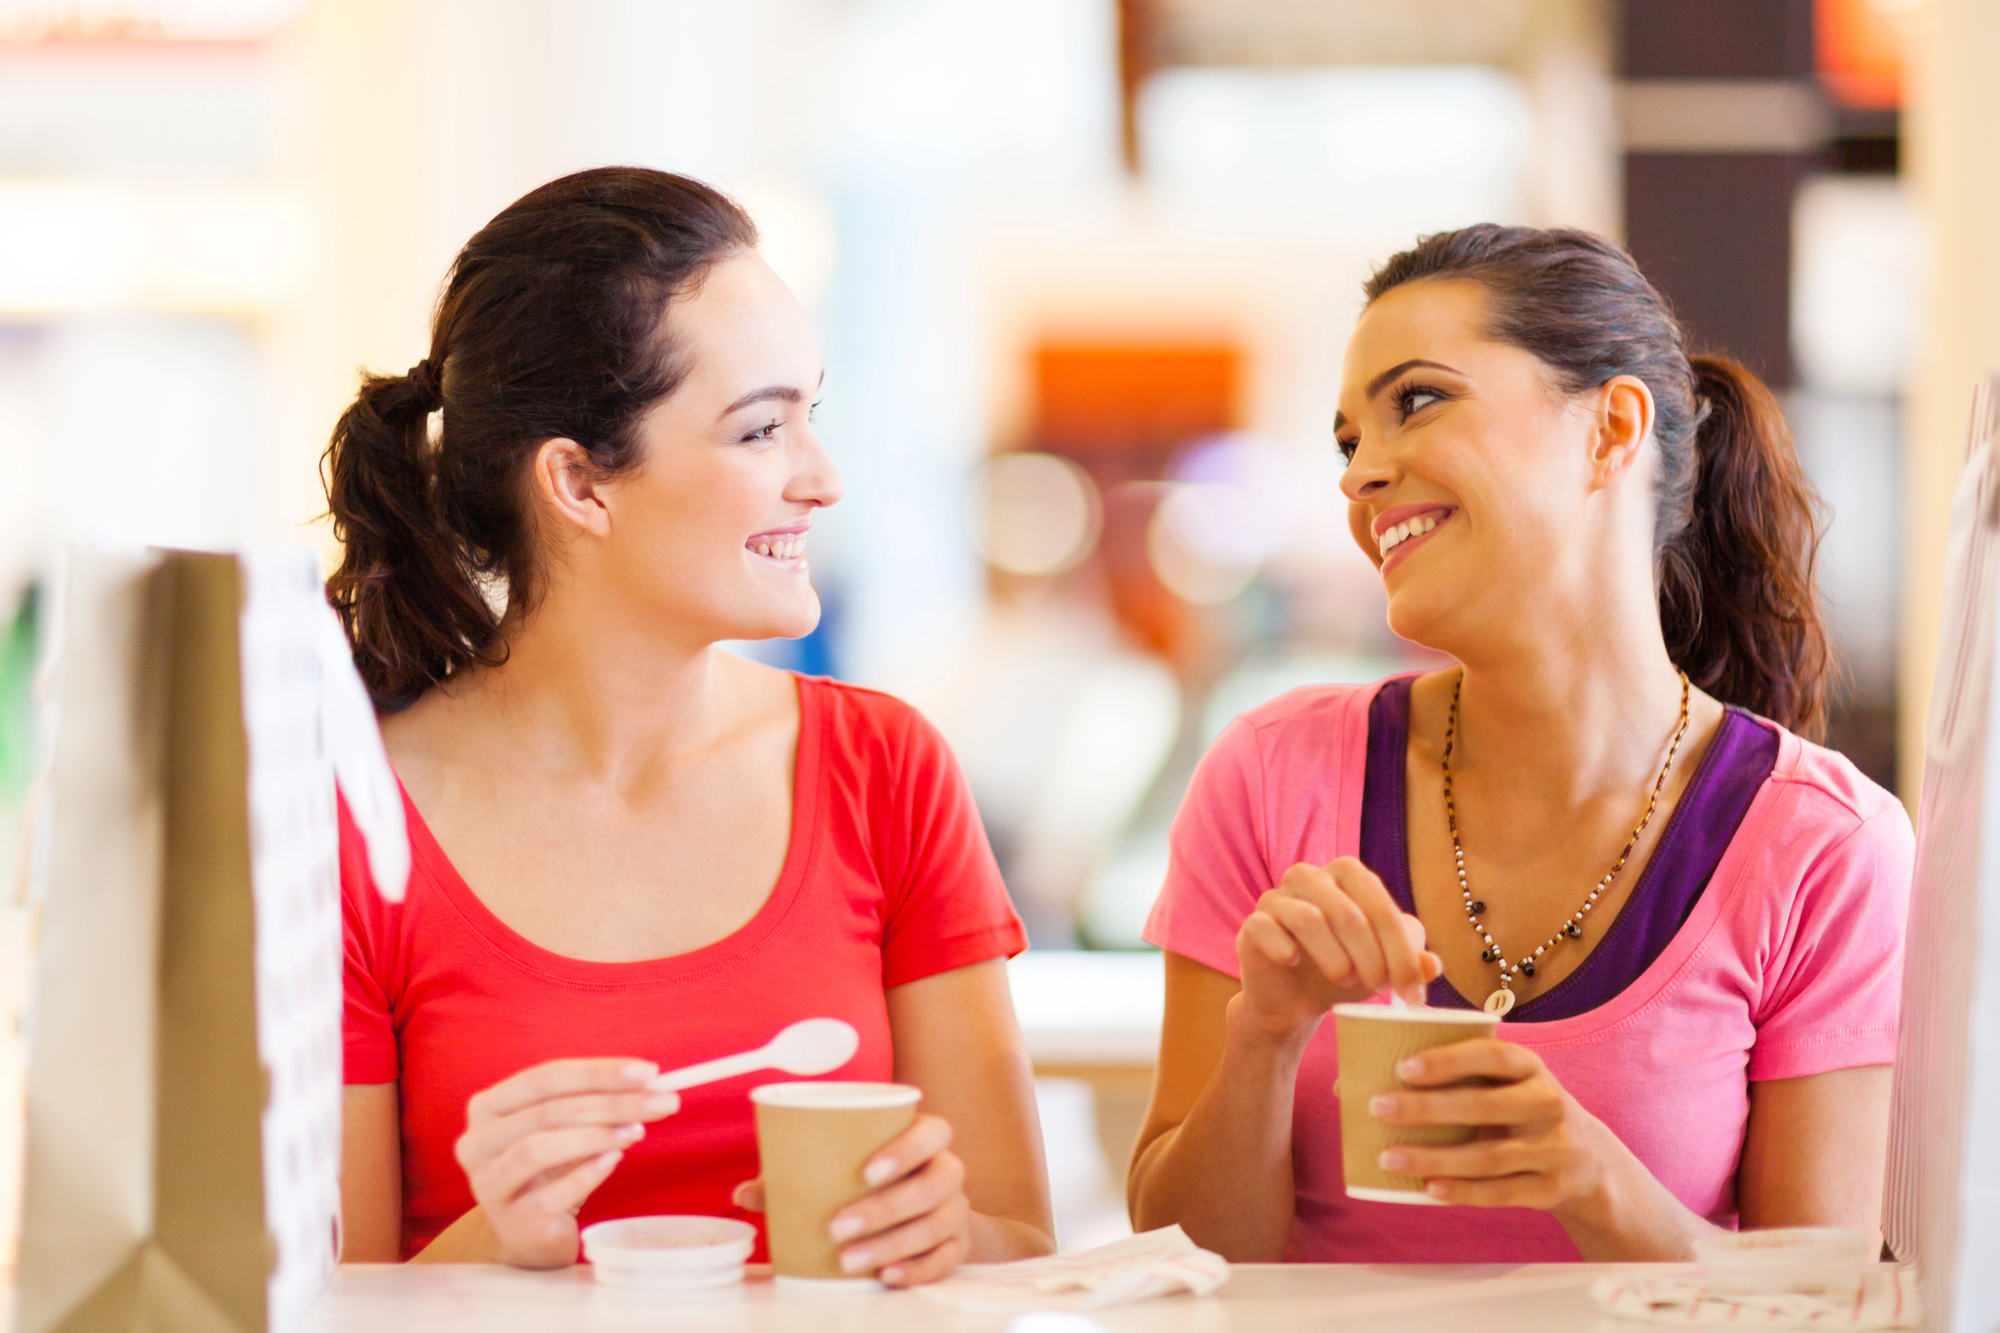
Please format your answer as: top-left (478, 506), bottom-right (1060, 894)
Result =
top-left (1748, 804), bottom-right (1915, 1081)
top-left (339, 792), bottom-right (400, 1085)
top-left (878, 706), bottom-right (1027, 990)
top-left (1142, 716), bottom-right (1272, 979)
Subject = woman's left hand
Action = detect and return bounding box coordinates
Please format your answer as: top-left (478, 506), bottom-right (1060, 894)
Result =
top-left (1368, 1038), bottom-right (1620, 1216)
top-left (732, 1113), bottom-right (970, 1286)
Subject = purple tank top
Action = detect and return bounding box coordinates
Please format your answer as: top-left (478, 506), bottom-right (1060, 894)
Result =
top-left (1359, 675), bottom-right (1779, 1022)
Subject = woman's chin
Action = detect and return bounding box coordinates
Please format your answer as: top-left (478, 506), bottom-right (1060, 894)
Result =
top-left (721, 595), bottom-right (821, 646)
top-left (1383, 590), bottom-right (1450, 654)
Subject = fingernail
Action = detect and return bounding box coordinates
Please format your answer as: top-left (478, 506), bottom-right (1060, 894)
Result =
top-left (829, 1215), bottom-right (864, 1241)
top-left (862, 1158), bottom-right (896, 1187)
top-left (597, 1149), bottom-right (624, 1170)
top-left (1397, 1057), bottom-right (1424, 1079)
top-left (1379, 1149), bottom-right (1408, 1172)
top-left (839, 1248), bottom-right (871, 1274)
top-left (640, 1091), bottom-right (680, 1117)
top-left (1369, 1094), bottom-right (1396, 1118)
top-left (882, 1266), bottom-right (905, 1285)
top-left (1428, 1180), bottom-right (1449, 1199)
top-left (616, 1123), bottom-right (644, 1144)
top-left (1401, 986), bottom-right (1427, 1007)
top-left (622, 1061), bottom-right (659, 1082)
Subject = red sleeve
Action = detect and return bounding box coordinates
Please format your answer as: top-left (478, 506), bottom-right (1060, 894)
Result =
top-left (338, 790), bottom-right (400, 1084)
top-left (874, 700), bottom-right (1027, 989)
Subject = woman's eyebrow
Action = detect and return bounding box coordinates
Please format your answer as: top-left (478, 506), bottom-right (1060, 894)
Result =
top-left (1365, 358), bottom-right (1465, 398)
top-left (719, 385), bottom-right (803, 418)
top-left (717, 369), bottom-right (827, 421)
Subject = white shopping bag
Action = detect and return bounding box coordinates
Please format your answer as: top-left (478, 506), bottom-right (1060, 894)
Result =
top-left (11, 549), bottom-right (406, 1333)
top-left (1885, 377), bottom-right (2000, 1333)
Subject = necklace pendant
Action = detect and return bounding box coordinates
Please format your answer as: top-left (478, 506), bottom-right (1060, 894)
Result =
top-left (1483, 988), bottom-right (1516, 1017)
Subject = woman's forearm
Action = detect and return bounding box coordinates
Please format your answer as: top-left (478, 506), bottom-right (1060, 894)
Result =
top-left (1128, 995), bottom-right (1314, 1261)
top-left (968, 1210), bottom-right (1056, 1262)
top-left (1554, 1117), bottom-right (1722, 1261)
top-left (410, 1208), bottom-right (509, 1264)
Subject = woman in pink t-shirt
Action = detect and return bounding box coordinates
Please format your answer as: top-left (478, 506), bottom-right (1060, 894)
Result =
top-left (327, 168), bottom-right (1052, 1280)
top-left (1129, 226), bottom-right (1913, 1263)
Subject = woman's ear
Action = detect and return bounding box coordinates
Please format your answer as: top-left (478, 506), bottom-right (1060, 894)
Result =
top-left (1588, 375), bottom-right (1655, 491)
top-left (532, 438), bottom-right (613, 539)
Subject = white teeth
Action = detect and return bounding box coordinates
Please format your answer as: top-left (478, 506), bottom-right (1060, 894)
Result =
top-left (1378, 513), bottom-right (1444, 556)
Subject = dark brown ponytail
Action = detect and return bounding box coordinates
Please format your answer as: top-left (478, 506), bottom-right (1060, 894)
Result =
top-left (1363, 224), bottom-right (1832, 740)
top-left (1656, 356), bottom-right (1830, 740)
top-left (322, 167), bottom-right (757, 713)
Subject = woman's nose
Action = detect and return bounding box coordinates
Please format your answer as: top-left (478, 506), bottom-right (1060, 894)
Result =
top-left (1338, 441), bottom-right (1394, 503)
top-left (793, 430), bottom-right (845, 508)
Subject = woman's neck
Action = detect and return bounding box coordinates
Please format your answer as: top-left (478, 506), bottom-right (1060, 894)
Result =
top-left (440, 587), bottom-right (739, 789)
top-left (1439, 594), bottom-right (1691, 804)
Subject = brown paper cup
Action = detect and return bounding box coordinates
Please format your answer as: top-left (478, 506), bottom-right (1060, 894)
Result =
top-left (1333, 1003), bottom-right (1502, 1204)
top-left (750, 1082), bottom-right (922, 1286)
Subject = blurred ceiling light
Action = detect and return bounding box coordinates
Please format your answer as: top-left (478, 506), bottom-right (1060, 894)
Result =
top-left (1792, 176), bottom-right (1923, 396)
top-left (1147, 482), bottom-right (1262, 605)
top-left (731, 177), bottom-right (837, 308)
top-left (0, 181), bottom-right (312, 315)
top-left (1140, 65), bottom-right (1533, 238)
top-left (1147, 437), bottom-right (1302, 604)
top-left (973, 451), bottom-right (1102, 577)
top-left (1153, 0), bottom-right (1533, 67)
top-left (1168, 433), bottom-right (1299, 558)
top-left (0, 0), bottom-right (303, 39)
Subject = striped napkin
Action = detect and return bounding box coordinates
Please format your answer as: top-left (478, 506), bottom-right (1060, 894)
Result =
top-left (1590, 1267), bottom-right (1920, 1329)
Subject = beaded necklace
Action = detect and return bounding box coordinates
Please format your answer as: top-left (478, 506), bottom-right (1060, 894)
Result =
top-left (1442, 669), bottom-right (1692, 1017)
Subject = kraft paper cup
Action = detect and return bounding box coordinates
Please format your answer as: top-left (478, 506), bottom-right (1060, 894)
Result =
top-left (750, 1081), bottom-right (921, 1289)
top-left (1333, 1003), bottom-right (1502, 1204)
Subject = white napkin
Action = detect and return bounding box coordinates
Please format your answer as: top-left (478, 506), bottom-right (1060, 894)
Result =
top-left (914, 1226), bottom-right (1229, 1315)
top-left (1590, 1267), bottom-right (1921, 1329)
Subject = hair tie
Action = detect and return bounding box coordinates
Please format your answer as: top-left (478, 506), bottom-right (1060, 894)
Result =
top-left (406, 357), bottom-right (442, 410)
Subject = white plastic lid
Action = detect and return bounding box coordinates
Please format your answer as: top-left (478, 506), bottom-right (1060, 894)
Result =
top-left (581, 1215), bottom-right (757, 1271)
top-left (749, 1081), bottom-right (921, 1110)
top-left (1331, 1002), bottom-right (1501, 1025)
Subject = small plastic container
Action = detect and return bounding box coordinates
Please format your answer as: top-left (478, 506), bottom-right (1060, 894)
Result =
top-left (1693, 1227), bottom-right (1876, 1297)
top-left (581, 1216), bottom-right (758, 1291)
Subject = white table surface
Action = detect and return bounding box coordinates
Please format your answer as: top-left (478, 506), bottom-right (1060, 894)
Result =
top-left (300, 1260), bottom-right (1664, 1331)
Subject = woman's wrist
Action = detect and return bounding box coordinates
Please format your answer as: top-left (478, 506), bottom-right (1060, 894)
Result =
top-left (1550, 1117), bottom-right (1712, 1261)
top-left (1223, 990), bottom-right (1322, 1064)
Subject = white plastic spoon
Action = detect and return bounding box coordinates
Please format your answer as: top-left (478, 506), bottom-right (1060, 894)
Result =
top-left (646, 1018), bottom-right (861, 1094)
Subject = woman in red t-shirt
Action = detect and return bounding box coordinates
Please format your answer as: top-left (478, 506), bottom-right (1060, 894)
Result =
top-left (327, 168), bottom-right (1053, 1282)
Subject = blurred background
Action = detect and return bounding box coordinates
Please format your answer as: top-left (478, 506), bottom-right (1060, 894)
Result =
top-left (0, 0), bottom-right (1990, 1253)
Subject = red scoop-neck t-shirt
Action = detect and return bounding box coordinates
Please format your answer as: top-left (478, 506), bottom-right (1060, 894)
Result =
top-left (340, 674), bottom-right (1027, 1260)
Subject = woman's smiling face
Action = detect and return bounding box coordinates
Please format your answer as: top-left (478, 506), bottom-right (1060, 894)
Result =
top-left (581, 250), bottom-right (844, 646)
top-left (1335, 278), bottom-right (1627, 654)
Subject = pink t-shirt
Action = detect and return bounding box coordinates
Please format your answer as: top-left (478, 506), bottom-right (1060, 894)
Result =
top-left (1143, 681), bottom-right (1914, 1262)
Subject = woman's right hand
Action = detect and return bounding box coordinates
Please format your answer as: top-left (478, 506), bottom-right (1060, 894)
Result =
top-left (1234, 857), bottom-right (1441, 1041)
top-left (453, 1057), bottom-right (682, 1267)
